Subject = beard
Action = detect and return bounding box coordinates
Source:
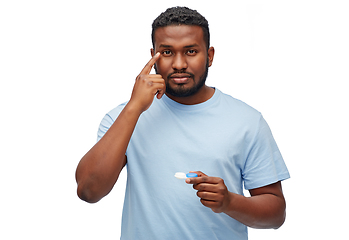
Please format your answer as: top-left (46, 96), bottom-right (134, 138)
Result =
top-left (155, 59), bottom-right (209, 98)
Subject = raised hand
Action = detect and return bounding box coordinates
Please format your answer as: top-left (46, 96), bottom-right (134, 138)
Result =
top-left (129, 52), bottom-right (166, 113)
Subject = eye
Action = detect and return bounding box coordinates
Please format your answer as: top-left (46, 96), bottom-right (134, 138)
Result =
top-left (162, 50), bottom-right (172, 56)
top-left (186, 49), bottom-right (197, 56)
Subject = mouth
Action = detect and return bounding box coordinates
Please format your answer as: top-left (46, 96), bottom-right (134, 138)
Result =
top-left (169, 73), bottom-right (193, 84)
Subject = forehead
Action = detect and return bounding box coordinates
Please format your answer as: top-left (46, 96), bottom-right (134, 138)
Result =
top-left (153, 25), bottom-right (205, 48)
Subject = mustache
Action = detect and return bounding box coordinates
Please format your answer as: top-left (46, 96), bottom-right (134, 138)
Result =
top-left (167, 71), bottom-right (195, 79)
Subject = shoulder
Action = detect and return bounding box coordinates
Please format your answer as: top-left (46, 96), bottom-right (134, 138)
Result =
top-left (104, 102), bottom-right (128, 122)
top-left (96, 102), bottom-right (128, 141)
top-left (216, 89), bottom-right (261, 120)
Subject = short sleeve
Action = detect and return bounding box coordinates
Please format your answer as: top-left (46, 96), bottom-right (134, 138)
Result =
top-left (97, 103), bottom-right (127, 142)
top-left (242, 115), bottom-right (290, 190)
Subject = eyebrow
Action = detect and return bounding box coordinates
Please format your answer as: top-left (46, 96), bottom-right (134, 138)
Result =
top-left (158, 44), bottom-right (199, 48)
top-left (184, 44), bottom-right (199, 48)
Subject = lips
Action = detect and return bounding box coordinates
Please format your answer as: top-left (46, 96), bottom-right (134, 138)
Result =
top-left (169, 73), bottom-right (193, 84)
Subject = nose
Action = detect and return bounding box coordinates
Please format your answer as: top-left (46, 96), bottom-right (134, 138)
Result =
top-left (172, 54), bottom-right (188, 71)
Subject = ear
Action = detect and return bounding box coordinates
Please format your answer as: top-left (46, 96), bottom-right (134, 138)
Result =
top-left (207, 47), bottom-right (215, 67)
top-left (150, 48), bottom-right (155, 57)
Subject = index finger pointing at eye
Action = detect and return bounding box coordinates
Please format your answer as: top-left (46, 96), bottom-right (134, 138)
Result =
top-left (140, 52), bottom-right (160, 75)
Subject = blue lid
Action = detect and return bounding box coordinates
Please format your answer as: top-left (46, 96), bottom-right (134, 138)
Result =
top-left (186, 173), bottom-right (198, 178)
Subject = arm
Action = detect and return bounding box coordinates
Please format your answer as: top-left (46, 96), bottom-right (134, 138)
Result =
top-left (186, 171), bottom-right (286, 229)
top-left (75, 53), bottom-right (165, 203)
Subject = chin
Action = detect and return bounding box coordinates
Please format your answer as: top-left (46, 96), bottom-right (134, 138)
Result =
top-left (166, 83), bottom-right (204, 98)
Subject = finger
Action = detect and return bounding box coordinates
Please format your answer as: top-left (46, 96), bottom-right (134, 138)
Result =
top-left (187, 175), bottom-right (221, 185)
top-left (151, 82), bottom-right (165, 93)
top-left (200, 198), bottom-right (217, 206)
top-left (141, 76), bottom-right (165, 99)
top-left (136, 74), bottom-right (164, 84)
top-left (200, 199), bottom-right (221, 213)
top-left (193, 183), bottom-right (218, 192)
top-left (140, 52), bottom-right (160, 75)
top-left (185, 171), bottom-right (207, 184)
top-left (146, 74), bottom-right (164, 81)
top-left (155, 85), bottom-right (166, 99)
top-left (190, 171), bottom-right (207, 177)
top-left (197, 191), bottom-right (220, 201)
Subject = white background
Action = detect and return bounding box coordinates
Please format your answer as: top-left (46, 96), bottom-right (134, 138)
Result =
top-left (1, 0), bottom-right (348, 239)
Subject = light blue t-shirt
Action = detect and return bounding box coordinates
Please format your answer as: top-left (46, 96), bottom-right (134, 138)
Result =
top-left (97, 89), bottom-right (290, 240)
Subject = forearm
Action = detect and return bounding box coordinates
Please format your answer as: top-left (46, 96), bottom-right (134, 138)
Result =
top-left (224, 191), bottom-right (286, 229)
top-left (76, 103), bottom-right (141, 203)
top-left (76, 53), bottom-right (165, 203)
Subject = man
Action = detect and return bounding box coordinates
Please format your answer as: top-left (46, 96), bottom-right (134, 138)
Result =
top-left (76, 6), bottom-right (290, 239)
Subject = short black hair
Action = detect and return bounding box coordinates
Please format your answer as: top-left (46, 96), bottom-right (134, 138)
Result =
top-left (151, 6), bottom-right (210, 50)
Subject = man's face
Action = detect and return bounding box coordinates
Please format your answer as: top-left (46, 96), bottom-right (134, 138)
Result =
top-left (152, 25), bottom-right (214, 99)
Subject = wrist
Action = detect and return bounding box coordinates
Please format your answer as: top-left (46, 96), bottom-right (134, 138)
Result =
top-left (125, 100), bottom-right (144, 116)
top-left (222, 191), bottom-right (241, 215)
